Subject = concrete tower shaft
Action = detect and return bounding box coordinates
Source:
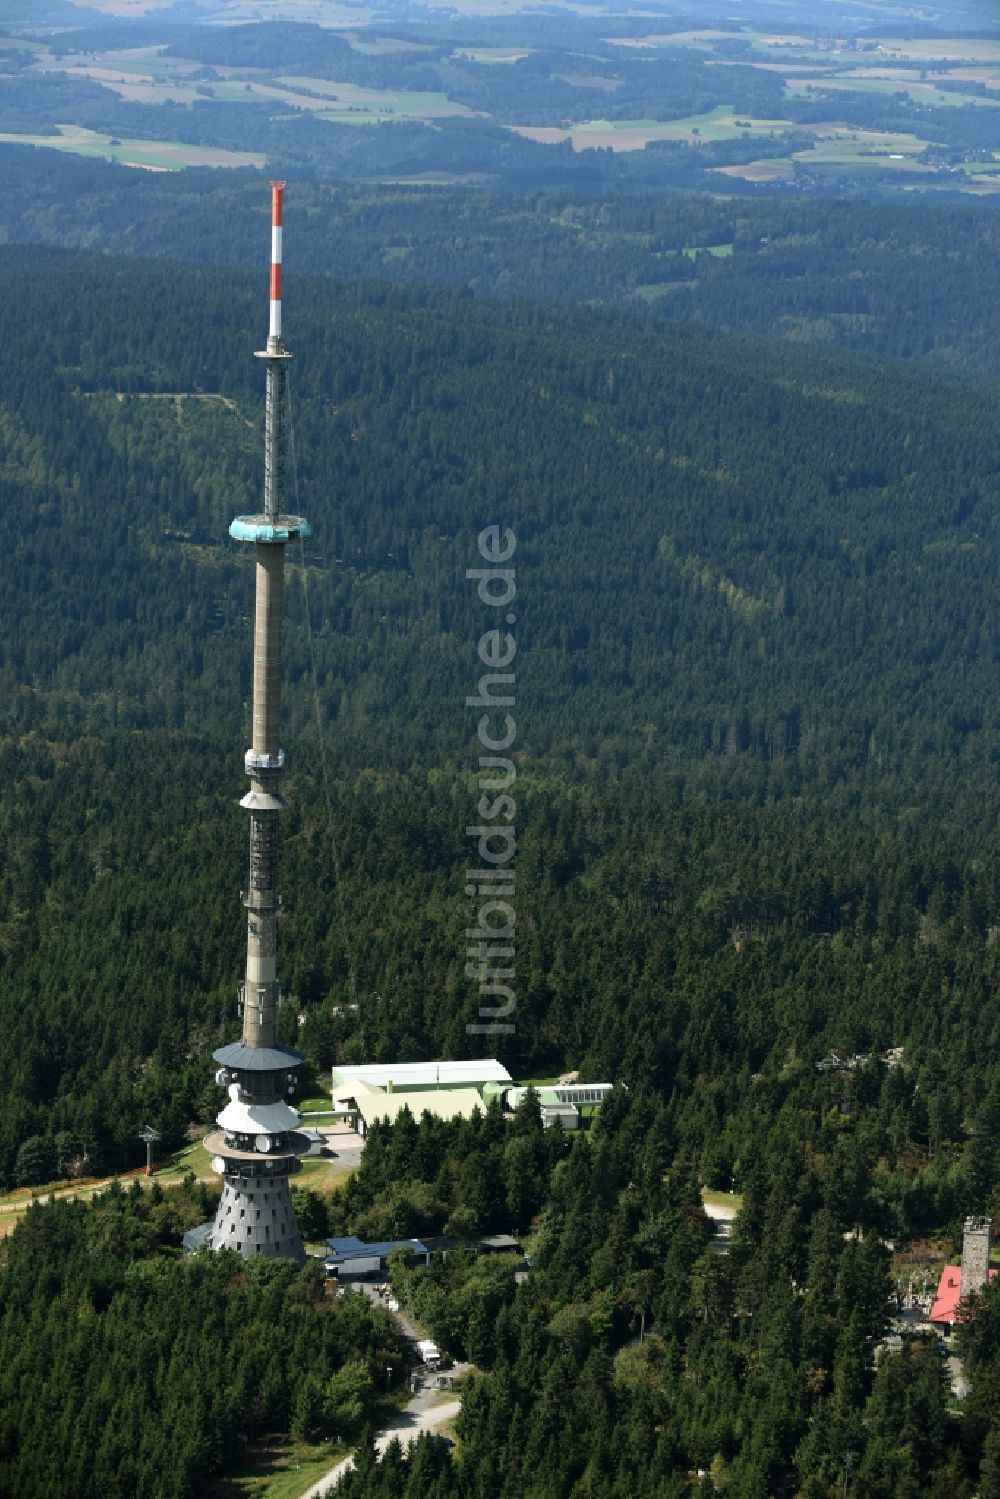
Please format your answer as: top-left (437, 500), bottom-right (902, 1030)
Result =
top-left (252, 547), bottom-right (285, 758)
top-left (233, 181), bottom-right (309, 1059)
top-left (242, 852), bottom-right (279, 1051)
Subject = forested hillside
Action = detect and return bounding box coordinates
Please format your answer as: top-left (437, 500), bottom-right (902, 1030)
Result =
top-left (3, 240), bottom-right (1000, 1493)
top-left (0, 1181), bottom-right (401, 1497)
top-left (2, 151), bottom-right (1000, 377)
top-left (329, 1090), bottom-right (983, 1496)
top-left (2, 245), bottom-right (1000, 1166)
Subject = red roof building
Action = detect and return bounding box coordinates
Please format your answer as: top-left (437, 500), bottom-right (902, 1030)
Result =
top-left (929, 1264), bottom-right (997, 1327)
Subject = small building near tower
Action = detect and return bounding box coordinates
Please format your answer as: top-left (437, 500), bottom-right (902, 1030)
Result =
top-left (929, 1215), bottom-right (997, 1328)
top-left (324, 1235), bottom-right (432, 1277)
top-left (502, 1082), bottom-right (616, 1130)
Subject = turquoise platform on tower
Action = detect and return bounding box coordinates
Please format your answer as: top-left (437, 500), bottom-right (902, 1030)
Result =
top-left (230, 514), bottom-right (311, 543)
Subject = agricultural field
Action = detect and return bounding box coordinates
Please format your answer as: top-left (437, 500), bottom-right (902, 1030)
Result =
top-left (0, 123), bottom-right (265, 168)
top-left (209, 77), bottom-right (477, 120)
top-left (510, 106), bottom-right (800, 152)
top-left (600, 25), bottom-right (1000, 120)
top-left (1, 4), bottom-right (998, 189)
top-left (713, 124), bottom-right (942, 185)
top-left (785, 74), bottom-right (1000, 109)
top-left (70, 0), bottom-right (167, 13)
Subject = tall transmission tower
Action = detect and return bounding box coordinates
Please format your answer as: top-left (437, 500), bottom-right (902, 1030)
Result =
top-left (203, 182), bottom-right (310, 1261)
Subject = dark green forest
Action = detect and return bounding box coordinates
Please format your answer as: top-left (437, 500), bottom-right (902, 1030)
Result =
top-left (3, 242), bottom-right (1000, 1165)
top-left (0, 1181), bottom-right (401, 1497)
top-left (2, 151), bottom-right (999, 377)
top-left (1, 203), bottom-right (1000, 1493)
top-left (328, 1090), bottom-right (987, 1496)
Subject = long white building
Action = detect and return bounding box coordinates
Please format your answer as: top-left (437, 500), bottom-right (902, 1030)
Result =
top-left (331, 1059), bottom-right (513, 1136)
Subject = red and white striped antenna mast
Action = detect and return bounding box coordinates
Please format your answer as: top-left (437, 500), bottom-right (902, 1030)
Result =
top-left (269, 179), bottom-right (284, 347)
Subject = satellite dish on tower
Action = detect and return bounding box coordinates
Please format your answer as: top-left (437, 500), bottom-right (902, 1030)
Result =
top-left (255, 1134), bottom-right (273, 1153)
top-left (211, 1156), bottom-right (226, 1174)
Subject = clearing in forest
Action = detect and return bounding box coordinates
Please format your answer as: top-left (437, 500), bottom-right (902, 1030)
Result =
top-left (0, 125), bottom-right (265, 170)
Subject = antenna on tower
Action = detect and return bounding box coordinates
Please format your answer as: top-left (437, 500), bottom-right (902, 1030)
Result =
top-left (269, 178), bottom-right (284, 347)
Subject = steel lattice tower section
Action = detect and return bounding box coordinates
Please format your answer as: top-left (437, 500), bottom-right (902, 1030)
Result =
top-left (204, 182), bottom-right (310, 1261)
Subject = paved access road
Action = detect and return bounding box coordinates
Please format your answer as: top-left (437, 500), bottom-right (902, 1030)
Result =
top-left (299, 1277), bottom-right (469, 1498)
top-left (299, 1391), bottom-right (462, 1499)
top-left (354, 1279), bottom-right (425, 1343)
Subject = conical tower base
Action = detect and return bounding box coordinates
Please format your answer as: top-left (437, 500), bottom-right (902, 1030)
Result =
top-left (209, 1169), bottom-right (305, 1262)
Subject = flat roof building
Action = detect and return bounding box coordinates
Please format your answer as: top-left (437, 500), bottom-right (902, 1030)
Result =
top-left (332, 1060), bottom-right (512, 1091)
top-left (331, 1060), bottom-right (512, 1136)
top-left (330, 1062), bottom-right (616, 1137)
top-left (324, 1235), bottom-right (432, 1276)
top-left (324, 1233), bottom-right (508, 1276)
top-left (503, 1082), bottom-right (616, 1130)
top-left (350, 1081), bottom-right (490, 1135)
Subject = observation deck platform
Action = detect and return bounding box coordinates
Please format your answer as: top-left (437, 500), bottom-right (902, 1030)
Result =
top-left (230, 514), bottom-right (311, 544)
top-left (204, 1129), bottom-right (311, 1165)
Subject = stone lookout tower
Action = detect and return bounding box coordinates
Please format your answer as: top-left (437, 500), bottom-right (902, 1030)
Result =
top-left (961, 1215), bottom-right (992, 1299)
